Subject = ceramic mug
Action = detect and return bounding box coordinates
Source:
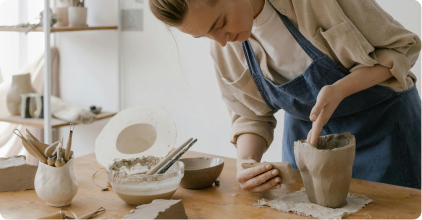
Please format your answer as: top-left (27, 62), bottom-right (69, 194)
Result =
top-left (20, 93), bottom-right (43, 118)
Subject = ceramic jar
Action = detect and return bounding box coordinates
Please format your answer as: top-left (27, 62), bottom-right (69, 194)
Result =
top-left (294, 132), bottom-right (356, 208)
top-left (6, 73), bottom-right (36, 115)
top-left (68, 7), bottom-right (88, 27)
top-left (34, 157), bottom-right (78, 207)
top-left (52, 7), bottom-right (69, 27)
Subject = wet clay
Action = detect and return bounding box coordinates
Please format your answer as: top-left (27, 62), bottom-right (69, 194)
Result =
top-left (115, 189), bottom-right (177, 206)
top-left (123, 199), bottom-right (188, 219)
top-left (294, 132), bottom-right (356, 208)
top-left (241, 162), bottom-right (296, 184)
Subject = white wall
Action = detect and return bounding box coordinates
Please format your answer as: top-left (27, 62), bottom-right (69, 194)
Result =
top-left (57, 0), bottom-right (421, 163)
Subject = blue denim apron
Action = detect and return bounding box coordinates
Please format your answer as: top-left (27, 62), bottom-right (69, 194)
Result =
top-left (241, 7), bottom-right (421, 189)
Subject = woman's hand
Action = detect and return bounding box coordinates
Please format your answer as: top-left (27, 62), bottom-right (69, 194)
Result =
top-left (236, 159), bottom-right (281, 193)
top-left (307, 85), bottom-right (345, 147)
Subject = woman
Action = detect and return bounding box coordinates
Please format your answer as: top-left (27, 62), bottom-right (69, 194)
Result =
top-left (150, 0), bottom-right (421, 191)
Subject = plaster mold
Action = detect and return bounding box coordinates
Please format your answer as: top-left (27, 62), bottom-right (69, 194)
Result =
top-left (294, 132), bottom-right (356, 208)
top-left (95, 105), bottom-right (176, 168)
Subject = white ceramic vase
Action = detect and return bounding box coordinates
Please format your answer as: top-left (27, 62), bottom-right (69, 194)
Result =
top-left (34, 157), bottom-right (78, 207)
top-left (68, 7), bottom-right (88, 27)
top-left (52, 7), bottom-right (69, 27)
top-left (6, 73), bottom-right (36, 115)
top-left (294, 132), bottom-right (356, 208)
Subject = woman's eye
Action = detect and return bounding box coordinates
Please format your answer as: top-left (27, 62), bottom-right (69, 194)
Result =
top-left (219, 17), bottom-right (226, 29)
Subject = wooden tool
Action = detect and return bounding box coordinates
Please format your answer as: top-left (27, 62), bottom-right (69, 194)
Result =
top-left (157, 139), bottom-right (197, 174)
top-left (146, 138), bottom-right (193, 175)
top-left (14, 129), bottom-right (47, 164)
top-left (65, 123), bottom-right (75, 162)
top-left (26, 129), bottom-right (40, 142)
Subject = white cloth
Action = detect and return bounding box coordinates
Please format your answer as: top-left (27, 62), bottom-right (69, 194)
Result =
top-left (251, 0), bottom-right (312, 81)
top-left (255, 188), bottom-right (373, 219)
top-left (51, 96), bottom-right (96, 124)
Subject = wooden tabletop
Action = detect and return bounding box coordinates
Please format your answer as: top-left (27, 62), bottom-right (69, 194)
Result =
top-left (0, 151), bottom-right (420, 219)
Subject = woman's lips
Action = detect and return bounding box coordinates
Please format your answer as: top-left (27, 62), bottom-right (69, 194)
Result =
top-left (231, 33), bottom-right (239, 42)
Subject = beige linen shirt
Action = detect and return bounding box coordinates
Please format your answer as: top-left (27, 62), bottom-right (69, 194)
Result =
top-left (210, 0), bottom-right (421, 150)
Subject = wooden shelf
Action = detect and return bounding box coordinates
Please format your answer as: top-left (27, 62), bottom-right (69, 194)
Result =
top-left (0, 111), bottom-right (116, 129)
top-left (0, 26), bottom-right (117, 33)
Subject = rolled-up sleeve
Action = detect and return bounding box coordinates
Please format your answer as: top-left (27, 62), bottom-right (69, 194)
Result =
top-left (214, 64), bottom-right (277, 150)
top-left (340, 0), bottom-right (421, 91)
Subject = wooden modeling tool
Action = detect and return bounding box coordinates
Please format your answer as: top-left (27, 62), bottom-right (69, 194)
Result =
top-left (26, 134), bottom-right (34, 142)
top-left (157, 139), bottom-right (198, 174)
top-left (14, 129), bottom-right (47, 164)
top-left (78, 207), bottom-right (106, 219)
top-left (26, 129), bottom-right (40, 142)
top-left (146, 138), bottom-right (193, 175)
top-left (65, 123), bottom-right (75, 161)
top-left (55, 140), bottom-right (65, 168)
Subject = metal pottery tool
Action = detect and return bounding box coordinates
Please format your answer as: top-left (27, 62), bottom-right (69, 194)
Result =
top-left (157, 138), bottom-right (197, 174)
top-left (146, 138), bottom-right (193, 175)
top-left (78, 207), bottom-right (106, 219)
top-left (26, 128), bottom-right (40, 142)
top-left (44, 141), bottom-right (60, 158)
top-left (64, 123), bottom-right (75, 162)
top-left (37, 208), bottom-right (77, 219)
top-left (13, 129), bottom-right (47, 164)
top-left (55, 139), bottom-right (65, 167)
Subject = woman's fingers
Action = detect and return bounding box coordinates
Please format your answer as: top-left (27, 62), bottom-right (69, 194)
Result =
top-left (242, 168), bottom-right (279, 190)
top-left (236, 163), bottom-right (272, 183)
top-left (248, 176), bottom-right (281, 193)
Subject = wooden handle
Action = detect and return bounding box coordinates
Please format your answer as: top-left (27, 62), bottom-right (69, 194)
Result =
top-left (22, 140), bottom-right (47, 164)
top-left (146, 138), bottom-right (193, 175)
top-left (37, 212), bottom-right (64, 219)
top-left (65, 131), bottom-right (73, 161)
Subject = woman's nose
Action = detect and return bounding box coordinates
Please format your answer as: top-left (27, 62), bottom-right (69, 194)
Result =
top-left (210, 31), bottom-right (229, 47)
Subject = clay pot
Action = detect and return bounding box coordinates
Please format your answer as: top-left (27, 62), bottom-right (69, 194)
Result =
top-left (179, 157), bottom-right (224, 189)
top-left (68, 7), bottom-right (88, 27)
top-left (34, 157), bottom-right (78, 207)
top-left (52, 7), bottom-right (69, 27)
top-left (7, 73), bottom-right (36, 115)
top-left (294, 132), bottom-right (356, 208)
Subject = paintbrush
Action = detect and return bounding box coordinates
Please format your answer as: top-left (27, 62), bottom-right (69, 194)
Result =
top-left (157, 139), bottom-right (197, 174)
top-left (146, 138), bottom-right (193, 175)
top-left (64, 123), bottom-right (75, 162)
top-left (14, 129), bottom-right (47, 164)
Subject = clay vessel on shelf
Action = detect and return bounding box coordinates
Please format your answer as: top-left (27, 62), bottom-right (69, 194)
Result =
top-left (68, 7), bottom-right (88, 27)
top-left (294, 132), bottom-right (356, 208)
top-left (52, 7), bottom-right (69, 27)
top-left (34, 157), bottom-right (78, 207)
top-left (6, 73), bottom-right (36, 115)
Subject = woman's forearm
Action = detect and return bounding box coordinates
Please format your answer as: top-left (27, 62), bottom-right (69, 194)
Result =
top-left (333, 64), bottom-right (394, 99)
top-left (236, 133), bottom-right (267, 163)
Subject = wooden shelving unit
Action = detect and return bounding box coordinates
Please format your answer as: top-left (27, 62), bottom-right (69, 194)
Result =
top-left (0, 26), bottom-right (118, 32)
top-left (0, 112), bottom-right (116, 129)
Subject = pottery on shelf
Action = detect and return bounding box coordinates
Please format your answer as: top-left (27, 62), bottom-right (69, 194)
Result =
top-left (52, 7), bottom-right (69, 27)
top-left (68, 6), bottom-right (88, 27)
top-left (7, 73), bottom-right (36, 115)
top-left (294, 132), bottom-right (356, 208)
top-left (34, 157), bottom-right (78, 207)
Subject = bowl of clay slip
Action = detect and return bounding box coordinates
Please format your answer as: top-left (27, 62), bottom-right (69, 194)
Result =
top-left (294, 132), bottom-right (356, 208)
top-left (179, 157), bottom-right (224, 189)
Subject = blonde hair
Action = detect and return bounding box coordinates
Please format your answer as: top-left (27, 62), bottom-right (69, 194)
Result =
top-left (149, 0), bottom-right (189, 27)
top-left (149, 0), bottom-right (219, 27)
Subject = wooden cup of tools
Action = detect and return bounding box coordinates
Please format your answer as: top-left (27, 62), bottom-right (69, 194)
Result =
top-left (13, 125), bottom-right (77, 207)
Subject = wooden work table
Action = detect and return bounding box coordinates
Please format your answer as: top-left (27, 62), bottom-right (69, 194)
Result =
top-left (0, 151), bottom-right (420, 219)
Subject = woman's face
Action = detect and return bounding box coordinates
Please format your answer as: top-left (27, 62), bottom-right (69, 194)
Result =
top-left (177, 0), bottom-right (256, 47)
